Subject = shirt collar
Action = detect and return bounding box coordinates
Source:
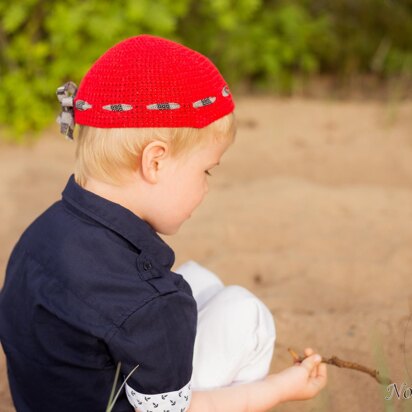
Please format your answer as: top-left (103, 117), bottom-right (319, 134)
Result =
top-left (61, 174), bottom-right (175, 268)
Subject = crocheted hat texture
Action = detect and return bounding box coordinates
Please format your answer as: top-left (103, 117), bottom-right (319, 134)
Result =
top-left (73, 34), bottom-right (235, 129)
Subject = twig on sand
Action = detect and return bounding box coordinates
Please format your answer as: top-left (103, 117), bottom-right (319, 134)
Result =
top-left (288, 347), bottom-right (392, 385)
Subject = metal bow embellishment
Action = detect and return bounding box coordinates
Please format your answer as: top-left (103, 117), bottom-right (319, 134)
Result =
top-left (56, 81), bottom-right (78, 140)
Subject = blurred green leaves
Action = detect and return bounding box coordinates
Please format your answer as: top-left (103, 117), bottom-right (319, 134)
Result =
top-left (0, 0), bottom-right (189, 139)
top-left (0, 0), bottom-right (411, 141)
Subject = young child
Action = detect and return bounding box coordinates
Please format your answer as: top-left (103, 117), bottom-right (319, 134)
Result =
top-left (0, 34), bottom-right (327, 411)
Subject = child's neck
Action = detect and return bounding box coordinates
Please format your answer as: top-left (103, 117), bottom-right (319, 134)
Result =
top-left (83, 176), bottom-right (142, 217)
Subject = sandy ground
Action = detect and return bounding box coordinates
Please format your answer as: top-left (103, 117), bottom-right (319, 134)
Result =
top-left (0, 96), bottom-right (411, 412)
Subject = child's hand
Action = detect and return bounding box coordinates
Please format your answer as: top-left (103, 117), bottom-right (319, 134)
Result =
top-left (275, 347), bottom-right (328, 403)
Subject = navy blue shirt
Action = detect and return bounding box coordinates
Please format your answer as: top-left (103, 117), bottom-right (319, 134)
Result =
top-left (0, 174), bottom-right (197, 412)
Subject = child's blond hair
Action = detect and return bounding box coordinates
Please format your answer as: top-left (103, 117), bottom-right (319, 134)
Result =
top-left (74, 112), bottom-right (236, 188)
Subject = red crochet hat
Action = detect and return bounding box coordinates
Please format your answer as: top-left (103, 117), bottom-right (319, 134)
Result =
top-left (56, 34), bottom-right (235, 138)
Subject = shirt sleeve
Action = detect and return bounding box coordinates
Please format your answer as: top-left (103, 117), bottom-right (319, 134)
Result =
top-left (107, 290), bottom-right (197, 411)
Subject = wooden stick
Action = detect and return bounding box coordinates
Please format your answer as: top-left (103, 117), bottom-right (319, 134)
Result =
top-left (287, 347), bottom-right (392, 385)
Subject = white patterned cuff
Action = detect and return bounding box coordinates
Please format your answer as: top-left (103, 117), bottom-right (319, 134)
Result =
top-left (125, 380), bottom-right (192, 412)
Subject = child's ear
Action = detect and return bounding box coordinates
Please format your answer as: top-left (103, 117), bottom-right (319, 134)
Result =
top-left (140, 140), bottom-right (169, 184)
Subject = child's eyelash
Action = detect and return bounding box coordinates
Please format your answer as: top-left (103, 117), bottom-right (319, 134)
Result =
top-left (205, 170), bottom-right (212, 176)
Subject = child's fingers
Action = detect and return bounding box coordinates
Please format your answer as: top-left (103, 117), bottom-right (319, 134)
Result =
top-left (304, 347), bottom-right (314, 357)
top-left (317, 362), bottom-right (328, 379)
top-left (300, 353), bottom-right (322, 376)
top-left (298, 348), bottom-right (326, 383)
top-left (303, 348), bottom-right (318, 377)
top-left (310, 366), bottom-right (318, 378)
top-left (310, 360), bottom-right (328, 387)
top-left (312, 362), bottom-right (328, 390)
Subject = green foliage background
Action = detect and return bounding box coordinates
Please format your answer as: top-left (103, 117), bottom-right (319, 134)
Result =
top-left (0, 0), bottom-right (411, 141)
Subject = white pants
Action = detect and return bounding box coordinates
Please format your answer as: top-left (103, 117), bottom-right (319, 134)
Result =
top-left (175, 260), bottom-right (276, 390)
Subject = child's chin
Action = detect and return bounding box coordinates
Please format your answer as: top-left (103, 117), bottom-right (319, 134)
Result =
top-left (157, 223), bottom-right (182, 236)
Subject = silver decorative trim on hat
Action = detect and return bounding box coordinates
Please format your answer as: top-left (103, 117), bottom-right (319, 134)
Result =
top-left (102, 104), bottom-right (133, 112)
top-left (56, 81), bottom-right (78, 140)
top-left (193, 97), bottom-right (216, 108)
top-left (75, 100), bottom-right (92, 111)
top-left (147, 103), bottom-right (181, 110)
top-left (222, 85), bottom-right (231, 97)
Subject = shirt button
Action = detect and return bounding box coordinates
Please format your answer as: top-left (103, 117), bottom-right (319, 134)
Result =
top-left (143, 261), bottom-right (152, 271)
